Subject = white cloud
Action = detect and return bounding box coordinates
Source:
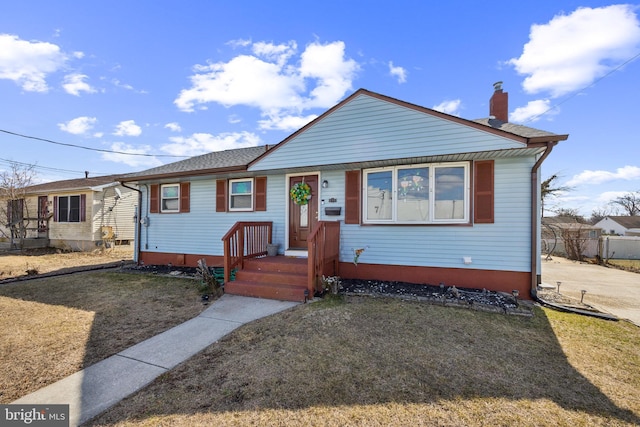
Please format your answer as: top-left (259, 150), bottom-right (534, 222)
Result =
top-left (58, 116), bottom-right (97, 135)
top-left (566, 165), bottom-right (640, 186)
top-left (164, 122), bottom-right (182, 132)
top-left (62, 73), bottom-right (96, 96)
top-left (509, 5), bottom-right (640, 97)
top-left (258, 113), bottom-right (317, 131)
top-left (161, 131), bottom-right (261, 157)
top-left (0, 34), bottom-right (68, 92)
top-left (388, 61), bottom-right (407, 83)
top-left (101, 142), bottom-right (163, 168)
top-left (113, 120), bottom-right (142, 137)
top-left (509, 99), bottom-right (557, 123)
top-left (174, 39), bottom-right (359, 120)
top-left (432, 99), bottom-right (461, 116)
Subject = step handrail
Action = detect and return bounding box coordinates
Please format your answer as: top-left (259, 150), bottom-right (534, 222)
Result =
top-left (222, 221), bottom-right (273, 283)
top-left (307, 221), bottom-right (340, 296)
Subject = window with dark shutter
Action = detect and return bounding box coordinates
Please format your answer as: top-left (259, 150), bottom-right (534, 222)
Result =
top-left (345, 170), bottom-right (361, 224)
top-left (474, 160), bottom-right (494, 224)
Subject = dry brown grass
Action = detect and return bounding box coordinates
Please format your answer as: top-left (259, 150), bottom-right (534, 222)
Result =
top-left (0, 271), bottom-right (206, 403)
top-left (88, 296), bottom-right (640, 427)
top-left (0, 246), bottom-right (133, 280)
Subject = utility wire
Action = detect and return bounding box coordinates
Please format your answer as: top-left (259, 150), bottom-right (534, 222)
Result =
top-left (0, 157), bottom-right (114, 176)
top-left (0, 129), bottom-right (189, 158)
top-left (523, 50), bottom-right (640, 123)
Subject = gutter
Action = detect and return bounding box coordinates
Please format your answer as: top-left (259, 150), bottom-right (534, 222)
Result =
top-left (120, 181), bottom-right (142, 264)
top-left (530, 141), bottom-right (557, 299)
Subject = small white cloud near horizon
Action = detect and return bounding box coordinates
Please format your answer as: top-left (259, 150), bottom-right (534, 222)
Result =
top-left (566, 165), bottom-right (640, 186)
top-left (113, 120), bottom-right (142, 137)
top-left (508, 5), bottom-right (640, 98)
top-left (0, 34), bottom-right (69, 92)
top-left (258, 113), bottom-right (317, 131)
top-left (510, 99), bottom-right (557, 123)
top-left (432, 99), bottom-right (461, 116)
top-left (63, 73), bottom-right (96, 96)
top-left (58, 116), bottom-right (97, 135)
top-left (101, 142), bottom-right (162, 168)
top-left (388, 61), bottom-right (407, 83)
top-left (174, 39), bottom-right (359, 127)
top-left (162, 131), bottom-right (261, 157)
top-left (164, 122), bottom-right (182, 132)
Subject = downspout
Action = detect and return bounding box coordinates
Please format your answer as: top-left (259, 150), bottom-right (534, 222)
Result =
top-left (120, 182), bottom-right (142, 264)
top-left (530, 141), bottom-right (557, 299)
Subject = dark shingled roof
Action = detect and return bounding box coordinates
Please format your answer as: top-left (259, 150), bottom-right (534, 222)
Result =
top-left (472, 118), bottom-right (559, 139)
top-left (23, 175), bottom-right (120, 193)
top-left (118, 146), bottom-right (269, 181)
top-left (604, 216), bottom-right (640, 229)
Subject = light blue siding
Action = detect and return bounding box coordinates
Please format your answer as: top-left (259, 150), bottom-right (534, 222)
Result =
top-left (339, 158), bottom-right (534, 272)
top-left (140, 176), bottom-right (287, 256)
top-left (250, 94), bottom-right (525, 171)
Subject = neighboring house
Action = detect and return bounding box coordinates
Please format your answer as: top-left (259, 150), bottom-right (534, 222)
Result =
top-left (1, 175), bottom-right (137, 251)
top-left (541, 217), bottom-right (601, 258)
top-left (595, 216), bottom-right (640, 236)
top-left (119, 85), bottom-right (568, 301)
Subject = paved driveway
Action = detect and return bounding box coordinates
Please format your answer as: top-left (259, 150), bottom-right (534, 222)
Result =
top-left (541, 256), bottom-right (640, 326)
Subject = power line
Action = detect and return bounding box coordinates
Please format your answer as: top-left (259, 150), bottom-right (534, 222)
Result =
top-left (0, 157), bottom-right (114, 176)
top-left (523, 50), bottom-right (640, 123)
top-left (0, 129), bottom-right (189, 158)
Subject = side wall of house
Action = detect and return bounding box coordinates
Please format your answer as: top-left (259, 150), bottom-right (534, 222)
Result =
top-left (94, 186), bottom-right (136, 243)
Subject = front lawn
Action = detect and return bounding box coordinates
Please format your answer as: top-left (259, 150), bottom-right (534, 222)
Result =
top-left (0, 271), bottom-right (206, 403)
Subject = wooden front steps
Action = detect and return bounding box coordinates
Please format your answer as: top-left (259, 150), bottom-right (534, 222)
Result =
top-left (224, 256), bottom-right (309, 302)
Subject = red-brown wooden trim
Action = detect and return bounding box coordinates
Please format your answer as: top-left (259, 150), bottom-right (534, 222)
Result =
top-left (255, 176), bottom-right (267, 211)
top-left (344, 170), bottom-right (361, 224)
top-left (139, 251), bottom-right (224, 268)
top-left (474, 160), bottom-right (494, 224)
top-left (180, 182), bottom-right (190, 213)
top-left (149, 184), bottom-right (159, 213)
top-left (216, 180), bottom-right (227, 212)
top-left (339, 261), bottom-right (531, 300)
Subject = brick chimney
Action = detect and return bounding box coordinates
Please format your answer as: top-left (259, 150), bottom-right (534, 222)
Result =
top-left (489, 81), bottom-right (508, 122)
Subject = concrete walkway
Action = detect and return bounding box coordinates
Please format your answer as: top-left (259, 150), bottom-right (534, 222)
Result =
top-left (12, 294), bottom-right (299, 426)
top-left (541, 256), bottom-right (640, 326)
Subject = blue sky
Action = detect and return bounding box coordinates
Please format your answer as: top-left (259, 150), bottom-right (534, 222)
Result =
top-left (1, 1), bottom-right (639, 217)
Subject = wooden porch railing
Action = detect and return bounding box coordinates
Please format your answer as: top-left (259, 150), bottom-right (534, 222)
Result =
top-left (222, 221), bottom-right (273, 283)
top-left (307, 221), bottom-right (341, 297)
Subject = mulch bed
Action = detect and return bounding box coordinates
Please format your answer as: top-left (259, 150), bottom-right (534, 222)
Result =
top-left (339, 279), bottom-right (534, 317)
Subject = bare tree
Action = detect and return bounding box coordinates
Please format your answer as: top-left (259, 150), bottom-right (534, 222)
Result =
top-left (561, 224), bottom-right (590, 261)
top-left (541, 174), bottom-right (572, 217)
top-left (552, 207), bottom-right (586, 223)
top-left (610, 190), bottom-right (640, 216)
top-left (0, 162), bottom-right (37, 248)
top-left (589, 207), bottom-right (611, 225)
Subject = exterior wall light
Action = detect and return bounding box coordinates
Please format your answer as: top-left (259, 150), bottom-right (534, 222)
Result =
top-left (322, 180), bottom-right (329, 188)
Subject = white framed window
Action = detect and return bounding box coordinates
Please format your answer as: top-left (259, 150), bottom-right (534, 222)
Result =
top-left (161, 184), bottom-right (180, 213)
top-left (229, 178), bottom-right (253, 211)
top-left (363, 162), bottom-right (469, 224)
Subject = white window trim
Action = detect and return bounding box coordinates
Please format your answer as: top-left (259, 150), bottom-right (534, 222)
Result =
top-left (229, 178), bottom-right (254, 212)
top-left (58, 195), bottom-right (81, 222)
top-left (160, 184), bottom-right (180, 213)
top-left (363, 162), bottom-right (470, 225)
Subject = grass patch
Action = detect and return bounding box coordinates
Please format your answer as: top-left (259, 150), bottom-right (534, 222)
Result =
top-left (88, 297), bottom-right (640, 426)
top-left (0, 271), bottom-right (206, 403)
